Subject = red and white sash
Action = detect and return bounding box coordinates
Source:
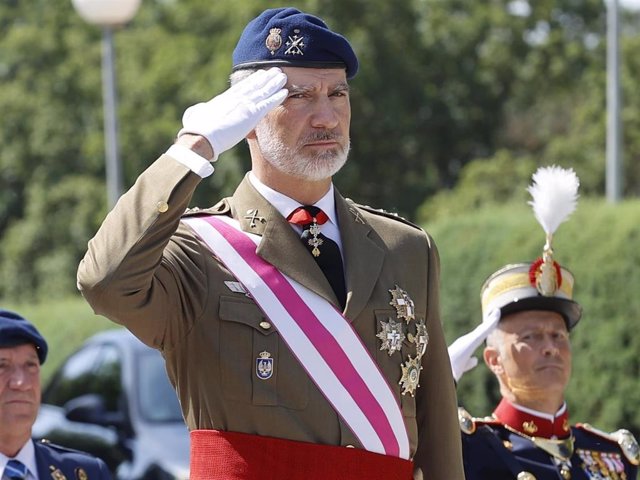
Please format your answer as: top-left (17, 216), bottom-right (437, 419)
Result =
top-left (182, 215), bottom-right (410, 459)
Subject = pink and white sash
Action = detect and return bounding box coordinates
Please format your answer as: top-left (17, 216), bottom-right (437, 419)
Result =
top-left (182, 215), bottom-right (410, 459)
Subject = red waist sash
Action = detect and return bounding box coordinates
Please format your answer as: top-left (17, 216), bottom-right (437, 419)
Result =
top-left (190, 430), bottom-right (414, 480)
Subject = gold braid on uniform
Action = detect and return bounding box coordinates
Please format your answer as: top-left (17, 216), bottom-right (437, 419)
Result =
top-left (502, 424), bottom-right (575, 462)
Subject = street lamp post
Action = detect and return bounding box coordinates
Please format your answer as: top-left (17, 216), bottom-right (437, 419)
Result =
top-left (71, 0), bottom-right (141, 208)
top-left (606, 0), bottom-right (623, 203)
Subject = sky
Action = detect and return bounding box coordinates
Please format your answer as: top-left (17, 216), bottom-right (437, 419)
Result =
top-left (619, 0), bottom-right (640, 10)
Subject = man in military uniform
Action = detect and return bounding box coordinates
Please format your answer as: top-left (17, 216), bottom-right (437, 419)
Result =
top-left (0, 309), bottom-right (111, 480)
top-left (448, 167), bottom-right (639, 479)
top-left (77, 7), bottom-right (463, 480)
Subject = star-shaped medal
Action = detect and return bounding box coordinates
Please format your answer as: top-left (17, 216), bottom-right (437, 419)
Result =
top-left (399, 354), bottom-right (422, 397)
top-left (376, 317), bottom-right (405, 356)
top-left (389, 285), bottom-right (415, 324)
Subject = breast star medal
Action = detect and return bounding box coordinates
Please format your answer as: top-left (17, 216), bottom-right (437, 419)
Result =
top-left (376, 317), bottom-right (405, 355)
top-left (389, 285), bottom-right (415, 324)
top-left (408, 318), bottom-right (429, 357)
top-left (399, 354), bottom-right (422, 396)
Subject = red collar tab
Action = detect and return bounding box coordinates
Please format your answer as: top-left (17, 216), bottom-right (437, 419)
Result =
top-left (493, 399), bottom-right (571, 438)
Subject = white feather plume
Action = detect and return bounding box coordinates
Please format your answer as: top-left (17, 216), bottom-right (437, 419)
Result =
top-left (527, 166), bottom-right (580, 235)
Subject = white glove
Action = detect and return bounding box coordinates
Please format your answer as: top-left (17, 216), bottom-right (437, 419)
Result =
top-left (447, 308), bottom-right (501, 383)
top-left (179, 68), bottom-right (288, 161)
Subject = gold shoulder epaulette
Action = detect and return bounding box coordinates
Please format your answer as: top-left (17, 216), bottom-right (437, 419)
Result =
top-left (578, 423), bottom-right (639, 465)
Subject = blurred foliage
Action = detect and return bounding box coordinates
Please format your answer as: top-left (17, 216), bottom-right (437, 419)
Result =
top-left (2, 0), bottom-right (640, 300)
top-left (430, 197), bottom-right (640, 437)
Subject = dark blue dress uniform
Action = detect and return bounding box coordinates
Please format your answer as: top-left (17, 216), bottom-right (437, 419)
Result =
top-left (0, 310), bottom-right (111, 479)
top-left (32, 440), bottom-right (111, 479)
top-left (459, 401), bottom-right (639, 480)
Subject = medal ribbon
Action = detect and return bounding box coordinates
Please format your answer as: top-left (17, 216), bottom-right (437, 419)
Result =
top-left (182, 215), bottom-right (410, 459)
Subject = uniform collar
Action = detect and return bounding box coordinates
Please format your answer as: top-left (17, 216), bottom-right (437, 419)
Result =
top-left (494, 398), bottom-right (571, 438)
top-left (0, 439), bottom-right (36, 479)
top-left (248, 172), bottom-right (338, 226)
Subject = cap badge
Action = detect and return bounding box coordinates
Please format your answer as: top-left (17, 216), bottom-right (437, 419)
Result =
top-left (265, 28), bottom-right (283, 55)
top-left (389, 285), bottom-right (415, 324)
top-left (399, 354), bottom-right (422, 396)
top-left (256, 351), bottom-right (274, 380)
top-left (377, 317), bottom-right (405, 356)
top-left (529, 257), bottom-right (562, 296)
top-left (285, 29), bottom-right (306, 56)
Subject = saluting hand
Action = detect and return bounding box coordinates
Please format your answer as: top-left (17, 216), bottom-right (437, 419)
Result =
top-left (447, 308), bottom-right (501, 383)
top-left (179, 67), bottom-right (288, 161)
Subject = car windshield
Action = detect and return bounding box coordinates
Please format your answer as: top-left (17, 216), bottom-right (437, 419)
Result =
top-left (136, 350), bottom-right (183, 423)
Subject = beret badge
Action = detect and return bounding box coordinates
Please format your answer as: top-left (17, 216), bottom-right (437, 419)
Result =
top-left (285, 29), bottom-right (306, 56)
top-left (265, 28), bottom-right (282, 55)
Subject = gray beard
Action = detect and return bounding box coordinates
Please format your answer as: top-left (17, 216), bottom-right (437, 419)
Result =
top-left (254, 121), bottom-right (349, 181)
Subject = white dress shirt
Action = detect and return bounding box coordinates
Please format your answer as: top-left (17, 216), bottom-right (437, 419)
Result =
top-left (1, 440), bottom-right (38, 480)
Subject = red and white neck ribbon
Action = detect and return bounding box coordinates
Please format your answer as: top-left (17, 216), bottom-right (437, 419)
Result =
top-left (182, 215), bottom-right (410, 459)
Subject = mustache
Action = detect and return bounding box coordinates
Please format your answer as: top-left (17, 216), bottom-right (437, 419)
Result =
top-left (302, 131), bottom-right (342, 143)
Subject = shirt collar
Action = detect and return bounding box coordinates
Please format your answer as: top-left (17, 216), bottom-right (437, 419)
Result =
top-left (248, 172), bottom-right (338, 226)
top-left (1, 439), bottom-right (37, 479)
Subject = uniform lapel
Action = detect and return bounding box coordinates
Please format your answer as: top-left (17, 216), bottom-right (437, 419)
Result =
top-left (230, 176), bottom-right (339, 306)
top-left (335, 193), bottom-right (386, 321)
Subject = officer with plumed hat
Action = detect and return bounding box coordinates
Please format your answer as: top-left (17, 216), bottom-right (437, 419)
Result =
top-left (77, 6), bottom-right (464, 480)
top-left (448, 167), bottom-right (639, 479)
top-left (0, 309), bottom-right (112, 479)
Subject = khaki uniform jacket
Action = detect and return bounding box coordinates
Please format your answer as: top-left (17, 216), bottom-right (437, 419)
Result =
top-left (77, 154), bottom-right (464, 480)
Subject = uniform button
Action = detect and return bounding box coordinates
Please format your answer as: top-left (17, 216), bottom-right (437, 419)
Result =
top-left (259, 321), bottom-right (271, 330)
top-left (157, 201), bottom-right (169, 213)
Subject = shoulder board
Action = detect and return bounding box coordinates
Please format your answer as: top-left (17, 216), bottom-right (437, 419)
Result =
top-left (458, 407), bottom-right (500, 435)
top-left (37, 438), bottom-right (96, 457)
top-left (347, 200), bottom-right (421, 230)
top-left (576, 423), bottom-right (640, 465)
top-left (182, 198), bottom-right (231, 218)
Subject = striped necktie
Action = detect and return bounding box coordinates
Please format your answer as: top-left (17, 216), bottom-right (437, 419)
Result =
top-left (4, 460), bottom-right (28, 480)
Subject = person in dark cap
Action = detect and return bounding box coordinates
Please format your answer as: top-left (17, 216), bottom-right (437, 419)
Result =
top-left (448, 167), bottom-right (639, 479)
top-left (77, 7), bottom-right (463, 480)
top-left (0, 309), bottom-right (112, 479)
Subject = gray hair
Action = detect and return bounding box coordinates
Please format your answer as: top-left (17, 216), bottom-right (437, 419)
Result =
top-left (229, 69), bottom-right (258, 86)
